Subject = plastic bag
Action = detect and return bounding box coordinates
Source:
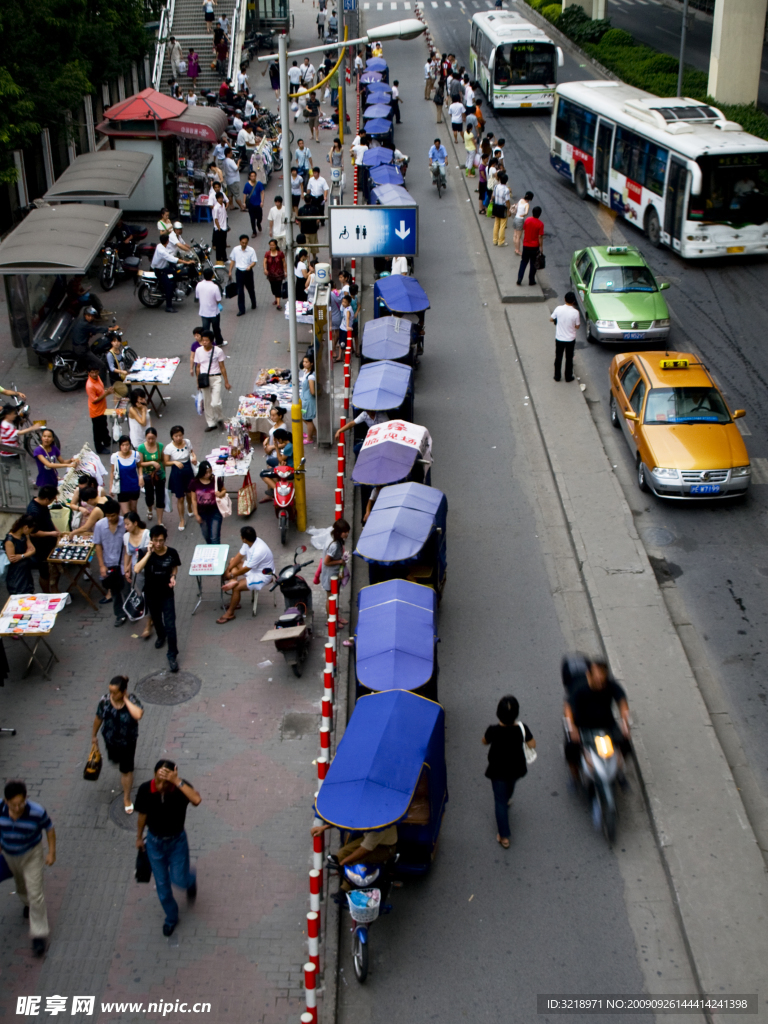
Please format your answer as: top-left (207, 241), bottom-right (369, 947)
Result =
top-left (307, 525), bottom-right (333, 551)
top-left (194, 391), bottom-right (204, 416)
top-left (164, 486), bottom-right (172, 513)
top-left (216, 492), bottom-right (233, 517)
top-left (123, 587), bottom-right (146, 621)
top-left (112, 417), bottom-right (122, 442)
top-left (0, 550), bottom-right (9, 586)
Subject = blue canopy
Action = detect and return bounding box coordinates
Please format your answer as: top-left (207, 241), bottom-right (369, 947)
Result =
top-left (351, 421), bottom-right (430, 486)
top-left (364, 103), bottom-right (393, 119)
top-left (366, 118), bottom-right (393, 137)
top-left (369, 164), bottom-right (404, 186)
top-left (371, 184), bottom-right (412, 206)
top-left (355, 482), bottom-right (448, 565)
top-left (362, 147), bottom-right (394, 167)
top-left (373, 275), bottom-right (430, 316)
top-left (366, 58), bottom-right (388, 71)
top-left (359, 70), bottom-right (383, 84)
top-left (364, 85), bottom-right (392, 99)
top-left (362, 315), bottom-right (415, 361)
top-left (314, 689), bottom-right (446, 832)
top-left (352, 359), bottom-right (412, 412)
top-left (356, 580), bottom-right (438, 693)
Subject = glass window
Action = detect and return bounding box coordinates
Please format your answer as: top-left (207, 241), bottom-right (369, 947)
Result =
top-left (696, 152), bottom-right (768, 225)
top-left (27, 274), bottom-right (66, 336)
top-left (620, 362), bottom-right (641, 398)
top-left (643, 387), bottom-right (731, 424)
top-left (576, 251), bottom-right (592, 281)
top-left (555, 98), bottom-right (597, 153)
top-left (494, 42), bottom-right (555, 87)
top-left (612, 126), bottom-right (649, 184)
top-left (629, 380), bottom-right (646, 417)
top-left (644, 144), bottom-right (668, 197)
top-left (591, 266), bottom-right (657, 293)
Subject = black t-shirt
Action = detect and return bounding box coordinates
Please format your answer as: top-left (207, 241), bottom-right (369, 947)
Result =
top-left (26, 499), bottom-right (55, 539)
top-left (143, 547), bottom-right (182, 596)
top-left (298, 205), bottom-right (320, 234)
top-left (135, 780), bottom-right (191, 837)
top-left (305, 98), bottom-right (320, 118)
top-left (484, 722), bottom-right (533, 782)
top-left (569, 679), bottom-right (627, 730)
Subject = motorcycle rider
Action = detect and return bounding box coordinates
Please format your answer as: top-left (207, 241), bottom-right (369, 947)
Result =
top-left (168, 222), bottom-right (193, 258)
top-left (311, 820), bottom-right (397, 902)
top-left (562, 657), bottom-right (631, 786)
top-left (71, 307), bottom-right (114, 375)
top-left (151, 234), bottom-right (194, 314)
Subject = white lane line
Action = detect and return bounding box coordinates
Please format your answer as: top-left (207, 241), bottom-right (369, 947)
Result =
top-left (377, 2), bottom-right (383, 8)
top-left (391, 1), bottom-right (397, 7)
top-left (459, 0), bottom-right (466, 7)
top-left (751, 457), bottom-right (768, 482)
top-left (431, 1), bottom-right (438, 6)
top-left (445, 1), bottom-right (452, 5)
top-left (737, 418), bottom-right (752, 437)
top-left (363, 2), bottom-right (370, 7)
top-left (403, 1), bottom-right (411, 6)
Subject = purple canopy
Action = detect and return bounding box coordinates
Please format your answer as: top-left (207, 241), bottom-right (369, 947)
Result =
top-left (364, 104), bottom-right (393, 120)
top-left (360, 71), bottom-right (383, 84)
top-left (361, 147), bottom-right (394, 167)
top-left (369, 164), bottom-right (404, 186)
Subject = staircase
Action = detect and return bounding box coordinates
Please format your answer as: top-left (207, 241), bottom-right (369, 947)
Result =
top-left (159, 0), bottom-right (242, 98)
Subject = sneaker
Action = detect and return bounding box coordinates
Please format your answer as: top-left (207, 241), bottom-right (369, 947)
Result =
top-left (168, 655), bottom-right (179, 673)
top-left (114, 616), bottom-right (128, 627)
top-left (32, 938), bottom-right (45, 956)
top-left (154, 637), bottom-right (166, 650)
top-left (163, 922), bottom-right (176, 937)
top-left (187, 880), bottom-right (197, 901)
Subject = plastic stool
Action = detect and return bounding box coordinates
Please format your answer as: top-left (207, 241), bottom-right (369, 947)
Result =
top-left (195, 203), bottom-right (212, 223)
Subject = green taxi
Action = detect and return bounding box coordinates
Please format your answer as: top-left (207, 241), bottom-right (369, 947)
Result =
top-left (569, 245), bottom-right (671, 344)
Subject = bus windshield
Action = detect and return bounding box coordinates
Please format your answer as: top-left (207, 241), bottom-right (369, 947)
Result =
top-left (591, 266), bottom-right (658, 293)
top-left (644, 387), bottom-right (731, 424)
top-left (696, 153), bottom-right (768, 225)
top-left (494, 42), bottom-right (555, 87)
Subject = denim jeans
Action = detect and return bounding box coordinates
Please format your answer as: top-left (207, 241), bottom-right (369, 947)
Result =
top-left (144, 831), bottom-right (195, 927)
top-left (199, 509), bottom-right (222, 545)
top-left (145, 591), bottom-right (178, 656)
top-left (491, 778), bottom-right (517, 839)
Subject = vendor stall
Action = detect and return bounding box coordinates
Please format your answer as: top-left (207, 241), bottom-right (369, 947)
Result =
top-left (125, 357), bottom-right (181, 416)
top-left (0, 593), bottom-right (71, 679)
top-left (189, 543), bottom-right (230, 615)
top-left (48, 535), bottom-right (105, 612)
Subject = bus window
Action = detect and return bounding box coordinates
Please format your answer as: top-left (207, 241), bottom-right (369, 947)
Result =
top-left (612, 126), bottom-right (649, 185)
top-left (495, 43), bottom-right (555, 86)
top-left (555, 98), bottom-right (597, 152)
top-left (644, 144), bottom-right (668, 197)
top-left (697, 153), bottom-right (768, 224)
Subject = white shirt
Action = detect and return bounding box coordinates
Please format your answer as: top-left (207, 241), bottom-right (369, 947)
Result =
top-left (299, 62), bottom-right (316, 84)
top-left (449, 101), bottom-right (465, 123)
top-left (237, 128), bottom-right (256, 150)
top-left (268, 205), bottom-right (289, 238)
top-left (244, 98), bottom-right (255, 118)
top-left (288, 66), bottom-right (302, 86)
top-left (213, 201), bottom-right (228, 230)
top-left (241, 538), bottom-right (275, 583)
top-left (165, 439), bottom-right (193, 464)
top-left (354, 411), bottom-right (389, 427)
top-left (355, 55), bottom-right (364, 71)
top-left (307, 176), bottom-right (328, 199)
top-left (424, 61), bottom-right (433, 80)
top-left (493, 183), bottom-right (511, 207)
top-left (223, 157), bottom-right (240, 185)
top-left (167, 229), bottom-right (185, 255)
top-left (391, 85), bottom-right (400, 100)
top-left (351, 144), bottom-right (368, 166)
top-left (229, 245), bottom-right (257, 270)
top-left (237, 71), bottom-right (248, 91)
top-left (194, 345), bottom-right (227, 374)
top-left (464, 84), bottom-right (474, 107)
top-left (208, 186), bottom-right (229, 207)
top-left (551, 304), bottom-right (581, 342)
top-left (195, 280), bottom-right (222, 318)
top-left (151, 242), bottom-right (178, 269)
top-left (232, 115), bottom-right (243, 132)
top-left (391, 256), bottom-right (408, 275)
top-left (186, 93), bottom-right (197, 105)
top-left (515, 198), bottom-right (530, 219)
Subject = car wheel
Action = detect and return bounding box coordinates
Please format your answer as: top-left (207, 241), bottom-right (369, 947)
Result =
top-left (574, 164), bottom-right (588, 201)
top-left (586, 318), bottom-right (597, 343)
top-left (645, 207), bottom-right (661, 248)
top-left (610, 395), bottom-right (622, 429)
top-left (636, 455), bottom-right (649, 492)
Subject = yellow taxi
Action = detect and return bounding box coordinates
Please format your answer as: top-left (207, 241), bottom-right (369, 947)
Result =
top-left (608, 352), bottom-right (751, 499)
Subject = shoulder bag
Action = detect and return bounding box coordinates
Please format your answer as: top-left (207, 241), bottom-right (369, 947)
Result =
top-left (135, 848), bottom-right (152, 883)
top-left (83, 745), bottom-right (102, 781)
top-left (197, 349), bottom-right (214, 389)
top-left (519, 722), bottom-right (537, 764)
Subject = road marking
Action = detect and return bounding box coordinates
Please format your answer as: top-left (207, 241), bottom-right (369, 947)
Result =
top-left (445, 1), bottom-right (452, 6)
top-left (377, 1), bottom-right (383, 7)
top-left (391, 1), bottom-right (397, 6)
top-left (363, 2), bottom-right (369, 7)
top-left (432, 1), bottom-right (438, 6)
top-left (403, 1), bottom-right (411, 6)
top-left (737, 418), bottom-right (752, 436)
top-left (751, 457), bottom-right (768, 483)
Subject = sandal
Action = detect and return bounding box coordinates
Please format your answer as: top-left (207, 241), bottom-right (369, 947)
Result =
top-left (124, 803), bottom-right (134, 814)
top-left (496, 834), bottom-right (510, 849)
top-left (217, 614), bottom-right (236, 624)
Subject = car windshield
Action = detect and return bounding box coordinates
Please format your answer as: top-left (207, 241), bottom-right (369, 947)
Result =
top-left (644, 387), bottom-right (731, 424)
top-left (592, 266), bottom-right (657, 293)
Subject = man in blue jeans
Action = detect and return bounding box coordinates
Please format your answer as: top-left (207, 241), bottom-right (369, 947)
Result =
top-left (135, 760), bottom-right (201, 936)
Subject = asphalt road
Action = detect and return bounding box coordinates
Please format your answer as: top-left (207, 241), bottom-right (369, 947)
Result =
top-left (336, 21), bottom-right (698, 1023)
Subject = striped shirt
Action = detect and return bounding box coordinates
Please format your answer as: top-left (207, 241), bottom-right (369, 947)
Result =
top-left (0, 800), bottom-right (53, 855)
top-left (1, 419), bottom-right (19, 455)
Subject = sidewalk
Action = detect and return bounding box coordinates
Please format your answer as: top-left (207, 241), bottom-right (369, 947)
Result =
top-left (0, 3), bottom-right (348, 1020)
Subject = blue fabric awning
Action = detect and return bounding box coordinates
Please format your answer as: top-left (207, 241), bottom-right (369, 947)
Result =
top-left (362, 315), bottom-right (415, 361)
top-left (371, 184), bottom-right (412, 206)
top-left (366, 58), bottom-right (388, 71)
top-left (355, 482), bottom-right (447, 565)
top-left (373, 275), bottom-right (430, 315)
top-left (365, 85), bottom-right (392, 100)
top-left (359, 71), bottom-right (383, 83)
top-left (364, 103), bottom-right (393, 120)
top-left (352, 359), bottom-right (412, 411)
top-left (369, 164), bottom-right (404, 186)
top-left (314, 689), bottom-right (445, 831)
top-left (366, 118), bottom-right (393, 137)
top-left (351, 440), bottom-right (417, 485)
top-left (362, 147), bottom-right (394, 167)
top-left (356, 581), bottom-right (438, 692)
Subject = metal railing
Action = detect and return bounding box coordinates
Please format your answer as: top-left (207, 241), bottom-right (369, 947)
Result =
top-left (228, 0), bottom-right (247, 84)
top-left (152, 0), bottom-right (177, 91)
top-left (0, 445), bottom-right (33, 513)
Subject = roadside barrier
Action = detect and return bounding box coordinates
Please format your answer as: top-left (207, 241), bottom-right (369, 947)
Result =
top-left (307, 912), bottom-right (320, 969)
top-left (303, 963), bottom-right (318, 1024)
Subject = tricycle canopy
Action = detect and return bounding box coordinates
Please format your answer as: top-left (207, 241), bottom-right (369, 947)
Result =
top-left (351, 419), bottom-right (432, 487)
top-left (373, 275), bottom-right (430, 317)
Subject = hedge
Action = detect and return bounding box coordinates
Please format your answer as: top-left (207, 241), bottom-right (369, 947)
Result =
top-left (519, 0), bottom-right (768, 141)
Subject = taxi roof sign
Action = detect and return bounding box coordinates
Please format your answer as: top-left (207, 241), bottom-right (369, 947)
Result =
top-left (606, 245), bottom-right (637, 255)
top-left (660, 358), bottom-right (689, 369)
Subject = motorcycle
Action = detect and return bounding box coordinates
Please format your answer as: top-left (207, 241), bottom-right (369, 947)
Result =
top-left (326, 853), bottom-right (397, 983)
top-left (52, 326), bottom-right (138, 394)
top-left (99, 227), bottom-right (154, 291)
top-left (135, 242), bottom-right (222, 309)
top-left (3, 385), bottom-right (61, 455)
top-left (567, 723), bottom-right (622, 843)
top-left (260, 545), bottom-right (314, 677)
top-left (262, 459), bottom-right (305, 545)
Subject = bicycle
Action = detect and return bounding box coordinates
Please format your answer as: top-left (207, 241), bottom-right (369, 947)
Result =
top-left (431, 162), bottom-right (445, 199)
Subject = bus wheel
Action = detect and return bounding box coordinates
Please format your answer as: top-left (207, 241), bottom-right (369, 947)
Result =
top-left (574, 163), bottom-right (588, 200)
top-left (645, 207), bottom-right (661, 247)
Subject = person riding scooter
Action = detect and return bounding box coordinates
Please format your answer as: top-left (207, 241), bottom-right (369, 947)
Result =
top-left (71, 307), bottom-right (115, 373)
top-left (562, 657), bottom-right (631, 786)
top-left (311, 820), bottom-right (398, 902)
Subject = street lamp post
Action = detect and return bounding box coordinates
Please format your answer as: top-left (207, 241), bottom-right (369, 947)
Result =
top-left (676, 0), bottom-right (690, 98)
top-left (263, 19), bottom-right (426, 531)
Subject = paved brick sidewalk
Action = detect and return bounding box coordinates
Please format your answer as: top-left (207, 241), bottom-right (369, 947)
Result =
top-left (0, 6), bottom-right (349, 1019)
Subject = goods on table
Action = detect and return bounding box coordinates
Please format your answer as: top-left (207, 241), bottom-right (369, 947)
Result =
top-left (254, 367), bottom-right (291, 386)
top-left (58, 444), bottom-right (107, 504)
top-left (285, 301), bottom-right (314, 325)
top-left (50, 536), bottom-right (92, 561)
top-left (0, 594), bottom-right (71, 635)
top-left (126, 357), bottom-right (180, 384)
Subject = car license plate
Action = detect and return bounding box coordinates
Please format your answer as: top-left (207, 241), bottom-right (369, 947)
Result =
top-left (623, 332), bottom-right (646, 340)
top-left (690, 484), bottom-right (720, 494)
top-left (521, 102), bottom-right (532, 107)
top-left (727, 246), bottom-right (745, 253)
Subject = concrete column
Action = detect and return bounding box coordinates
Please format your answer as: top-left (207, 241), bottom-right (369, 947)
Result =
top-left (708, 0), bottom-right (768, 106)
top-left (561, 0), bottom-right (604, 16)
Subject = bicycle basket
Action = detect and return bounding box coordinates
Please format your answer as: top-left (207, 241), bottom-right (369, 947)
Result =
top-left (346, 887), bottom-right (381, 923)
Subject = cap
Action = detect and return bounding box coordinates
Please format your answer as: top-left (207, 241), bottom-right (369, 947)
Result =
top-left (84, 306), bottom-right (99, 317)
top-left (173, 221), bottom-right (183, 230)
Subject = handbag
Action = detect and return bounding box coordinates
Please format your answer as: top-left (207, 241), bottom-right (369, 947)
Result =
top-left (216, 491), bottom-right (233, 517)
top-left (225, 280), bottom-right (238, 299)
top-left (535, 252), bottom-right (546, 270)
top-left (123, 587), bottom-right (146, 621)
top-left (519, 722), bottom-right (537, 764)
top-left (135, 848), bottom-right (152, 883)
top-left (280, 280), bottom-right (289, 299)
top-left (83, 745), bottom-right (102, 781)
top-left (237, 478), bottom-right (255, 516)
top-left (197, 349), bottom-right (214, 390)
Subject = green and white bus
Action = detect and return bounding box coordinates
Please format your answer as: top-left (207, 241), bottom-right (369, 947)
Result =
top-left (469, 11), bottom-right (563, 110)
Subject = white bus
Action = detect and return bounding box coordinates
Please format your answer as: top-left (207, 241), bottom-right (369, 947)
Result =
top-left (551, 80), bottom-right (768, 259)
top-left (469, 11), bottom-right (563, 110)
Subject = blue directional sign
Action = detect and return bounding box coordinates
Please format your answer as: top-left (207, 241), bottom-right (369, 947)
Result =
top-left (343, 0), bottom-right (357, 9)
top-left (328, 205), bottom-right (418, 258)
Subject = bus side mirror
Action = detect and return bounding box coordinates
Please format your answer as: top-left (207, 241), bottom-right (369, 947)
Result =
top-left (557, 47), bottom-right (564, 68)
top-left (659, 282), bottom-right (670, 291)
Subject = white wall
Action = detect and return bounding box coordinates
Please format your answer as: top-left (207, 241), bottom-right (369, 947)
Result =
top-left (113, 138), bottom-right (165, 212)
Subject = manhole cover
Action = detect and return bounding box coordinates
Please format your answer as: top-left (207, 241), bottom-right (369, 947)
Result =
top-left (135, 670), bottom-right (201, 705)
top-left (640, 526), bottom-right (675, 547)
top-left (281, 712), bottom-right (317, 739)
top-left (109, 794), bottom-right (137, 831)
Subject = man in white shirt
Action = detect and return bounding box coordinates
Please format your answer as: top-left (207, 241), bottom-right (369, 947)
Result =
top-left (168, 222), bottom-right (192, 257)
top-left (213, 136), bottom-right (228, 162)
top-left (306, 167), bottom-right (328, 211)
top-left (208, 180), bottom-right (229, 208)
top-left (236, 124), bottom-right (256, 164)
top-left (354, 51), bottom-right (364, 75)
top-left (390, 255), bottom-right (408, 276)
top-left (424, 59), bottom-right (434, 100)
top-left (227, 234), bottom-right (258, 316)
top-left (351, 138), bottom-right (368, 166)
top-left (195, 267), bottom-right (225, 347)
top-left (288, 60), bottom-right (302, 91)
top-left (550, 291), bottom-right (581, 383)
top-left (299, 58), bottom-right (316, 88)
top-left (448, 99), bottom-right (466, 142)
top-left (219, 526), bottom-right (275, 621)
top-left (169, 36), bottom-right (183, 79)
top-left (222, 147), bottom-right (245, 212)
top-left (212, 192), bottom-right (229, 264)
top-left (194, 330), bottom-right (230, 431)
top-left (243, 96), bottom-right (256, 120)
top-left (237, 66), bottom-right (249, 93)
top-left (294, 139), bottom-right (313, 184)
top-left (267, 196), bottom-right (290, 251)
top-left (151, 234), bottom-right (192, 313)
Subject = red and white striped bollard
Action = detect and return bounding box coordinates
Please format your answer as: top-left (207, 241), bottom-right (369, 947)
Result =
top-left (307, 911), bottom-right (320, 969)
top-left (303, 963), bottom-right (318, 1024)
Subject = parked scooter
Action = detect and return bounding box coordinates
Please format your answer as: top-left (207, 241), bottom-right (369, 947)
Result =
top-left (261, 545), bottom-right (314, 676)
top-left (326, 853), bottom-right (397, 983)
top-left (99, 226), bottom-right (154, 291)
top-left (262, 459), bottom-right (306, 545)
top-left (52, 325), bottom-right (138, 393)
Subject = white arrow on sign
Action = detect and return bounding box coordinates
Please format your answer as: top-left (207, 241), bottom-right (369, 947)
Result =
top-left (394, 220), bottom-right (411, 240)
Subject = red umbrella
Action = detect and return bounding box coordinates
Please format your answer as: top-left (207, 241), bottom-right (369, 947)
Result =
top-left (104, 88), bottom-right (186, 122)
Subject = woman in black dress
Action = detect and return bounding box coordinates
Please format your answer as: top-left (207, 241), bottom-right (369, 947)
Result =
top-left (91, 675), bottom-right (145, 813)
top-left (4, 514), bottom-right (37, 595)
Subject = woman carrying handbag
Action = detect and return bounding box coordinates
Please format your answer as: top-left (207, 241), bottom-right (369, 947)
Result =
top-left (91, 675), bottom-right (145, 813)
top-left (482, 695), bottom-right (536, 848)
top-left (491, 172), bottom-right (511, 248)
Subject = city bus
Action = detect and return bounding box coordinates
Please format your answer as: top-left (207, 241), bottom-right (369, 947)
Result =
top-left (551, 80), bottom-right (768, 259)
top-left (469, 11), bottom-right (563, 110)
